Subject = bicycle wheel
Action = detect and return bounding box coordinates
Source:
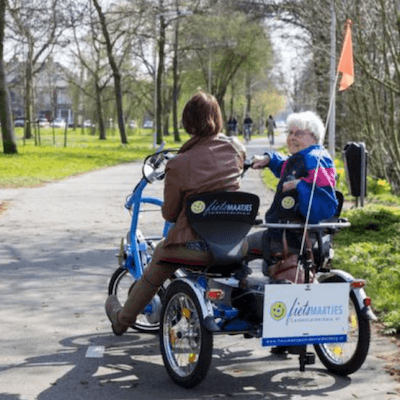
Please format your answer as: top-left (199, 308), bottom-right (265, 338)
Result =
top-left (244, 129), bottom-right (250, 143)
top-left (314, 275), bottom-right (370, 375)
top-left (108, 266), bottom-right (162, 333)
top-left (160, 281), bottom-right (213, 388)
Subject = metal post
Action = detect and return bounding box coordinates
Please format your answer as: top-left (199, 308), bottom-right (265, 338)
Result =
top-left (329, 0), bottom-right (336, 158)
top-left (153, 15), bottom-right (158, 149)
top-left (360, 142), bottom-right (366, 207)
top-left (208, 52), bottom-right (212, 93)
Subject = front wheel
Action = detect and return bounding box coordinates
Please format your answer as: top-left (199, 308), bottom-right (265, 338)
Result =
top-left (108, 267), bottom-right (162, 333)
top-left (314, 276), bottom-right (370, 375)
top-left (160, 281), bottom-right (213, 388)
top-left (244, 129), bottom-right (250, 143)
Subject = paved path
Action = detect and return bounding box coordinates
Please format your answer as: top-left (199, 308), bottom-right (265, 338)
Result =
top-left (0, 132), bottom-right (399, 399)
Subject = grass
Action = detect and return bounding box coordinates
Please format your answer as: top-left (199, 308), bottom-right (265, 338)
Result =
top-left (334, 206), bottom-right (400, 333)
top-left (0, 127), bottom-right (188, 188)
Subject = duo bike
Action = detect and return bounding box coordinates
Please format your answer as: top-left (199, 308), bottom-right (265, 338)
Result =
top-left (108, 146), bottom-right (375, 388)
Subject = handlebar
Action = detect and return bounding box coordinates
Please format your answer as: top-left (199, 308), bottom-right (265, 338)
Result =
top-left (243, 158), bottom-right (253, 174)
top-left (143, 147), bottom-right (178, 183)
top-left (257, 220), bottom-right (351, 231)
top-left (148, 142), bottom-right (166, 169)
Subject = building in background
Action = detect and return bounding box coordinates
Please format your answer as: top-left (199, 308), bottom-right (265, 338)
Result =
top-left (6, 57), bottom-right (74, 125)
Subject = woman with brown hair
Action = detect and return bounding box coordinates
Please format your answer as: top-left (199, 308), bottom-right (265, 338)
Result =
top-left (105, 91), bottom-right (246, 335)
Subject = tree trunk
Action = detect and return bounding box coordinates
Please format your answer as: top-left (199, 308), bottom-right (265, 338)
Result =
top-left (95, 83), bottom-right (106, 140)
top-left (230, 80), bottom-right (235, 118)
top-left (246, 74), bottom-right (252, 115)
top-left (163, 115), bottom-right (169, 136)
top-left (156, 13), bottom-right (166, 145)
top-left (113, 71), bottom-right (126, 143)
top-left (172, 12), bottom-right (180, 143)
top-left (92, 0), bottom-right (128, 144)
top-left (24, 51), bottom-right (33, 140)
top-left (0, 0), bottom-right (17, 154)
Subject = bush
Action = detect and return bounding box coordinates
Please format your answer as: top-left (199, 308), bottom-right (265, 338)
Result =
top-left (333, 205), bottom-right (400, 331)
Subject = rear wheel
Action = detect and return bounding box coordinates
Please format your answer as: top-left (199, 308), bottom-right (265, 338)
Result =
top-left (314, 275), bottom-right (370, 375)
top-left (160, 281), bottom-right (213, 388)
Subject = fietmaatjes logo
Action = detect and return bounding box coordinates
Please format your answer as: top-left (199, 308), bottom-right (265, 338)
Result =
top-left (191, 200), bottom-right (206, 214)
top-left (281, 196), bottom-right (295, 210)
top-left (270, 301), bottom-right (287, 321)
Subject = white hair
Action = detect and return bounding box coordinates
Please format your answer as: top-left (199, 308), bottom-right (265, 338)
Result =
top-left (286, 111), bottom-right (326, 144)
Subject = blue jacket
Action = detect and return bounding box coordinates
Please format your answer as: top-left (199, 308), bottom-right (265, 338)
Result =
top-left (264, 145), bottom-right (338, 223)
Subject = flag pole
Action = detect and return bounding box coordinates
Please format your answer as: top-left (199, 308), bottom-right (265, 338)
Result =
top-left (328, 0), bottom-right (336, 159)
top-left (295, 19), bottom-right (354, 283)
top-left (325, 71), bottom-right (340, 135)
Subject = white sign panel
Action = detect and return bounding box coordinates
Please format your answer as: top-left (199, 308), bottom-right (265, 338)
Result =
top-left (262, 283), bottom-right (349, 347)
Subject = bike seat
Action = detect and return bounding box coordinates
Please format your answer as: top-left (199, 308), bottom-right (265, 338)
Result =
top-left (186, 191), bottom-right (260, 267)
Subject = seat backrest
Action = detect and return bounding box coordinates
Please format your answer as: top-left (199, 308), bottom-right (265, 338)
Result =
top-left (187, 191), bottom-right (259, 266)
top-left (335, 190), bottom-right (344, 217)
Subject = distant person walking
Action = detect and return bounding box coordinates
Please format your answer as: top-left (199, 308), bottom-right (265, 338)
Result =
top-left (243, 115), bottom-right (253, 142)
top-left (267, 115), bottom-right (276, 145)
top-left (227, 116), bottom-right (238, 136)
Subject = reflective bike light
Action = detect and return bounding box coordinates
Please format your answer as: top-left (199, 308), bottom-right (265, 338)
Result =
top-left (364, 297), bottom-right (372, 307)
top-left (207, 289), bottom-right (225, 300)
top-left (351, 279), bottom-right (366, 288)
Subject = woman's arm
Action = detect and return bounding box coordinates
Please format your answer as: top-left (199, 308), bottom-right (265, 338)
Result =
top-left (162, 158), bottom-right (184, 222)
top-left (264, 151), bottom-right (287, 178)
top-left (295, 151), bottom-right (338, 222)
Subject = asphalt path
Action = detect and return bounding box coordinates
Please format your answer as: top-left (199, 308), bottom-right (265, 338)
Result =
top-left (0, 131), bottom-right (399, 400)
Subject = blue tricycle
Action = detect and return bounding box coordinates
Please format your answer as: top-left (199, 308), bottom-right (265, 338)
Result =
top-left (108, 146), bottom-right (375, 388)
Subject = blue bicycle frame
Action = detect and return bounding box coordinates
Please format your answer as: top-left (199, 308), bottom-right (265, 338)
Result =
top-left (123, 176), bottom-right (172, 280)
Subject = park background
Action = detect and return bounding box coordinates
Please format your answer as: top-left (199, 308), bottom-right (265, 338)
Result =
top-left (0, 0), bottom-right (400, 336)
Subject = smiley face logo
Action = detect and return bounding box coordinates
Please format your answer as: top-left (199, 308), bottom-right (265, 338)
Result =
top-left (191, 200), bottom-right (206, 214)
top-left (270, 301), bottom-right (287, 321)
top-left (281, 196), bottom-right (295, 210)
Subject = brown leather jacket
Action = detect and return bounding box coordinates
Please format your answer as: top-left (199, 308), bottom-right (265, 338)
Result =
top-left (162, 133), bottom-right (246, 247)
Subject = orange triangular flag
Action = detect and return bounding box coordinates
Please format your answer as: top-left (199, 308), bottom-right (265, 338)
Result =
top-left (337, 19), bottom-right (354, 91)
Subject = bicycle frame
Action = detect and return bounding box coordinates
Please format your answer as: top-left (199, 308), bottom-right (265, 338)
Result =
top-left (123, 176), bottom-right (172, 280)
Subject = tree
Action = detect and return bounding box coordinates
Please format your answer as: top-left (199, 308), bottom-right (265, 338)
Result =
top-left (7, 0), bottom-right (69, 140)
top-left (92, 0), bottom-right (129, 144)
top-left (245, 0), bottom-right (400, 192)
top-left (68, 1), bottom-right (114, 141)
top-left (182, 10), bottom-right (274, 121)
top-left (0, 0), bottom-right (17, 154)
top-left (336, 0), bottom-right (400, 192)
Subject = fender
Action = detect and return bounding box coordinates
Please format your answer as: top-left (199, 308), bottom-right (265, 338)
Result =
top-left (318, 269), bottom-right (377, 321)
top-left (172, 278), bottom-right (220, 332)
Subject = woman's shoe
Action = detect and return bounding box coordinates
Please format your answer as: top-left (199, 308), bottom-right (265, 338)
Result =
top-left (105, 295), bottom-right (127, 336)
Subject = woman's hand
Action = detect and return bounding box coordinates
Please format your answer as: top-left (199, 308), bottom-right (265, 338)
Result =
top-left (282, 179), bottom-right (300, 192)
top-left (252, 155), bottom-right (270, 169)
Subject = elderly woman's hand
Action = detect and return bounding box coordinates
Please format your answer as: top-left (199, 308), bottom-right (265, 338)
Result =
top-left (252, 155), bottom-right (270, 169)
top-left (282, 179), bottom-right (300, 192)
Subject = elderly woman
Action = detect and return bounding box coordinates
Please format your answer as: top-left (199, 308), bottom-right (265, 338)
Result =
top-left (247, 110), bottom-right (338, 257)
top-left (249, 110), bottom-right (338, 354)
top-left (254, 110), bottom-right (337, 222)
top-left (105, 92), bottom-right (246, 335)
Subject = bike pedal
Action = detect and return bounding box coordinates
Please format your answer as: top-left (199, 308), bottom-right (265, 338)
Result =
top-left (305, 352), bottom-right (316, 365)
top-left (203, 316), bottom-right (221, 332)
top-left (299, 351), bottom-right (316, 372)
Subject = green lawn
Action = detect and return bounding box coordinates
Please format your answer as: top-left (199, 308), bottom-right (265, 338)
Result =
top-left (334, 205), bottom-right (400, 333)
top-left (0, 127), bottom-right (188, 188)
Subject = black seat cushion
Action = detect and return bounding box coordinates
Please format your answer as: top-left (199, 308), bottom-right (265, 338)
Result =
top-left (187, 191), bottom-right (259, 266)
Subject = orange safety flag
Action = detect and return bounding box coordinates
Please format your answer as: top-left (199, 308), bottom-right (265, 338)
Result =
top-left (337, 19), bottom-right (354, 91)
